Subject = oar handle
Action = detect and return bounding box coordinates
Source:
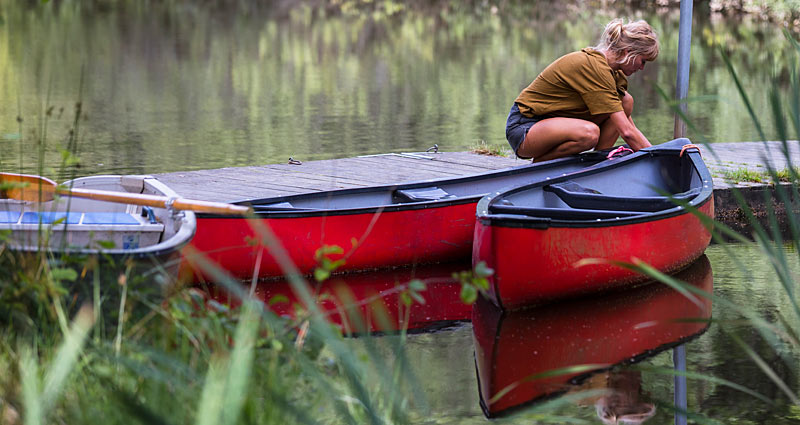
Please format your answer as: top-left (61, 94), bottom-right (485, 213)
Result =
top-left (61, 188), bottom-right (251, 215)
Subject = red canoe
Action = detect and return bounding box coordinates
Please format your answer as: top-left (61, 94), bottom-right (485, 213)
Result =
top-left (209, 261), bottom-right (474, 334)
top-left (472, 255), bottom-right (713, 417)
top-left (181, 149), bottom-right (614, 282)
top-left (473, 139), bottom-right (714, 309)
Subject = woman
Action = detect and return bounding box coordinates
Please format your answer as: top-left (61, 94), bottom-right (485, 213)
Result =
top-left (506, 19), bottom-right (659, 162)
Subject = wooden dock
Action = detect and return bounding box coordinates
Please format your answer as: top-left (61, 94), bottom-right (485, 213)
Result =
top-left (154, 141), bottom-right (800, 202)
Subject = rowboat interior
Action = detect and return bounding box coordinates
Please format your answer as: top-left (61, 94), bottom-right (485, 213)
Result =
top-left (0, 175), bottom-right (195, 255)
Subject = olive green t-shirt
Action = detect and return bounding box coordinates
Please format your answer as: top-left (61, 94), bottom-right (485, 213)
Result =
top-left (514, 48), bottom-right (627, 120)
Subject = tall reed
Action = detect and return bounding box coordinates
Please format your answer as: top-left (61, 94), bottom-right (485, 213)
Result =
top-left (610, 29), bottom-right (800, 420)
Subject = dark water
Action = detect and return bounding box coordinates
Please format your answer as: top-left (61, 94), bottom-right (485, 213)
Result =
top-left (382, 243), bottom-right (800, 423)
top-left (1, 1), bottom-right (797, 177)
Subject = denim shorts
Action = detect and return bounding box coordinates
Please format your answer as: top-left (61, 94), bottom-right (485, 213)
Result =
top-left (505, 103), bottom-right (547, 159)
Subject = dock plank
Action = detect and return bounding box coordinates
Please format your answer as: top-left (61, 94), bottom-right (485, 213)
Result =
top-left (153, 141), bottom-right (800, 202)
top-left (261, 160), bottom-right (455, 184)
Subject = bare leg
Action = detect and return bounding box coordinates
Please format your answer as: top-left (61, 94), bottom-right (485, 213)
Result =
top-left (517, 117), bottom-right (600, 162)
top-left (596, 92), bottom-right (635, 150)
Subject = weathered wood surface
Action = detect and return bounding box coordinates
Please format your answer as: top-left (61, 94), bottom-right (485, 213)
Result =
top-left (154, 141), bottom-right (800, 202)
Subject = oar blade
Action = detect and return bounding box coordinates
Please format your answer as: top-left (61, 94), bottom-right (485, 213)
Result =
top-left (0, 173), bottom-right (57, 202)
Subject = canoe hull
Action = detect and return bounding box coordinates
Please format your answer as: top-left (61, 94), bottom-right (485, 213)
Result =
top-left (474, 198), bottom-right (713, 309)
top-left (473, 139), bottom-right (714, 309)
top-left (183, 202), bottom-right (476, 281)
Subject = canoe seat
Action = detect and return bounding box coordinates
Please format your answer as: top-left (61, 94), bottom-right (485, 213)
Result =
top-left (490, 205), bottom-right (645, 220)
top-left (544, 181), bottom-right (701, 212)
top-left (393, 187), bottom-right (456, 203)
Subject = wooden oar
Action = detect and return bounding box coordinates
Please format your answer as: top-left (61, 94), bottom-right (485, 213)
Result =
top-left (0, 172), bottom-right (251, 216)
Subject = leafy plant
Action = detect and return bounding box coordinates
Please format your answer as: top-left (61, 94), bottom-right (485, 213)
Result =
top-left (452, 261), bottom-right (493, 304)
top-left (313, 244), bottom-right (346, 283)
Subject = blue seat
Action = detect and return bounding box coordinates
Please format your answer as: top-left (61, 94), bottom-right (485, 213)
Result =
top-left (21, 212), bottom-right (81, 224)
top-left (0, 211), bottom-right (21, 223)
top-left (82, 212), bottom-right (141, 225)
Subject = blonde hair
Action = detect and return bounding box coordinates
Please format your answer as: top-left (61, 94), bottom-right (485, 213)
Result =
top-left (596, 19), bottom-right (659, 66)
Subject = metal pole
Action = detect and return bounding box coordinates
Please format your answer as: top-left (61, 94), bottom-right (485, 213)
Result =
top-left (673, 4), bottom-right (693, 423)
top-left (674, 345), bottom-right (688, 425)
top-left (674, 0), bottom-right (694, 139)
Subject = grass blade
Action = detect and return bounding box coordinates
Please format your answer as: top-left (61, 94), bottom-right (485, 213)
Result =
top-left (194, 357), bottom-right (227, 425)
top-left (220, 301), bottom-right (260, 425)
top-left (19, 348), bottom-right (41, 425)
top-left (41, 304), bottom-right (94, 411)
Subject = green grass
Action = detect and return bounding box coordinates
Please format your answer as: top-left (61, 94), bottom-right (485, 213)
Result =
top-left (774, 167), bottom-right (798, 182)
top-left (722, 166), bottom-right (798, 184)
top-left (724, 167), bottom-right (765, 183)
top-left (469, 140), bottom-right (510, 157)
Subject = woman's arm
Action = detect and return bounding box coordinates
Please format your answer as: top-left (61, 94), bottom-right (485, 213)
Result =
top-left (608, 111), bottom-right (652, 150)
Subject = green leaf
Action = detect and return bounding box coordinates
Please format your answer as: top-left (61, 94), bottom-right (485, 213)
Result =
top-left (268, 294), bottom-right (290, 306)
top-left (460, 284), bottom-right (477, 304)
top-left (314, 268), bottom-right (330, 283)
top-left (408, 279), bottom-right (426, 292)
top-left (50, 267), bottom-right (78, 282)
top-left (315, 245), bottom-right (343, 259)
top-left (400, 292), bottom-right (412, 307)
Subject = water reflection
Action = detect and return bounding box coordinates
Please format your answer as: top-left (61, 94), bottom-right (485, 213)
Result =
top-left (472, 255), bottom-right (713, 418)
top-left (210, 261), bottom-right (472, 334)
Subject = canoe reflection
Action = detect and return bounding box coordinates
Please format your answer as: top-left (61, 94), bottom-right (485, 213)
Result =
top-left (472, 255), bottom-right (713, 418)
top-left (211, 262), bottom-right (473, 334)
